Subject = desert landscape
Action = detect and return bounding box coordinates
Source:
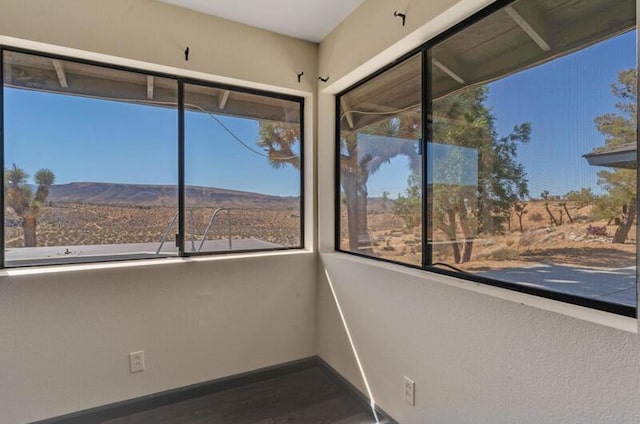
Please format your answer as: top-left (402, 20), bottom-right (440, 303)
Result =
top-left (340, 198), bottom-right (637, 271)
top-left (5, 182), bottom-right (302, 251)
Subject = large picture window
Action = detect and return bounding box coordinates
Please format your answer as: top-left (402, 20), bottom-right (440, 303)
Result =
top-left (1, 49), bottom-right (304, 267)
top-left (336, 0), bottom-right (637, 316)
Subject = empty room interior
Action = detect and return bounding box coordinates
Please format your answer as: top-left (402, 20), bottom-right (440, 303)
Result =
top-left (2, 0), bottom-right (640, 423)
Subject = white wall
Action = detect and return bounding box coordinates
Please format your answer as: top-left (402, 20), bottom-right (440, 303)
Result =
top-left (317, 254), bottom-right (640, 423)
top-left (0, 254), bottom-right (316, 423)
top-left (317, 0), bottom-right (640, 423)
top-left (0, 1), bottom-right (318, 422)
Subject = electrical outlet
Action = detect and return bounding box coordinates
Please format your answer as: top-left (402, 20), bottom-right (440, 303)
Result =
top-left (129, 351), bottom-right (145, 373)
top-left (404, 376), bottom-right (415, 406)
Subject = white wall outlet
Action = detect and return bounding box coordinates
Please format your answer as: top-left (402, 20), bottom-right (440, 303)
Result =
top-left (129, 351), bottom-right (145, 373)
top-left (404, 376), bottom-right (415, 406)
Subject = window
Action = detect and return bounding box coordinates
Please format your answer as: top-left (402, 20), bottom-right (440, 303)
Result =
top-left (336, 0), bottom-right (637, 316)
top-left (337, 54), bottom-right (423, 266)
top-left (1, 49), bottom-right (304, 267)
top-left (183, 83), bottom-right (303, 254)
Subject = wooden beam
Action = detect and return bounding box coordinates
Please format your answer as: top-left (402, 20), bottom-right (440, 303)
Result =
top-left (358, 102), bottom-right (398, 113)
top-left (146, 76), bottom-right (154, 100)
top-left (505, 5), bottom-right (551, 52)
top-left (51, 59), bottom-right (68, 88)
top-left (340, 96), bottom-right (355, 129)
top-left (218, 90), bottom-right (230, 110)
top-left (432, 58), bottom-right (465, 84)
top-left (8, 64), bottom-right (300, 124)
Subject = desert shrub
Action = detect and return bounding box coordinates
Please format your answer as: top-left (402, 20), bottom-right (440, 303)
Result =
top-left (586, 225), bottom-right (607, 237)
top-left (491, 247), bottom-right (517, 260)
top-left (381, 238), bottom-right (395, 252)
top-left (566, 187), bottom-right (596, 208)
top-left (432, 243), bottom-right (451, 261)
top-left (393, 172), bottom-right (422, 230)
top-left (518, 232), bottom-right (534, 247)
top-left (530, 212), bottom-right (544, 222)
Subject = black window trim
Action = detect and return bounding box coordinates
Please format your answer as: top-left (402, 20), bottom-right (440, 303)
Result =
top-left (334, 0), bottom-right (638, 318)
top-left (1, 46), bottom-right (306, 268)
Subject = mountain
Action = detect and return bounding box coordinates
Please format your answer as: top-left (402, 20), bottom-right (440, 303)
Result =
top-left (47, 182), bottom-right (300, 209)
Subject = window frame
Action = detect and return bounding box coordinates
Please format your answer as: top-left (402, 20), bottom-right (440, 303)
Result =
top-left (1, 46), bottom-right (305, 268)
top-left (334, 0), bottom-right (638, 318)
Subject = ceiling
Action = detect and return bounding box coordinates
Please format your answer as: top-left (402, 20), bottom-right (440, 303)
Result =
top-left (157, 0), bottom-right (365, 42)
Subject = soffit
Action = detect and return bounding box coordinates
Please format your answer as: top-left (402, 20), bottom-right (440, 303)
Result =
top-left (340, 0), bottom-right (635, 132)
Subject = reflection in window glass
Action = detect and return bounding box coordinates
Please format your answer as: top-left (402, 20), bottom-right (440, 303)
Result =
top-left (429, 0), bottom-right (637, 307)
top-left (184, 84), bottom-right (302, 253)
top-left (338, 54), bottom-right (423, 266)
top-left (3, 51), bottom-right (178, 266)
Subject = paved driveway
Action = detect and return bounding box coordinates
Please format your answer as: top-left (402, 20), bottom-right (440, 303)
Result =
top-left (478, 263), bottom-right (637, 307)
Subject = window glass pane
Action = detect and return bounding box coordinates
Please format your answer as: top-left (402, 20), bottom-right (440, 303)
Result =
top-left (184, 83), bottom-right (302, 253)
top-left (429, 0), bottom-right (637, 308)
top-left (3, 51), bottom-right (178, 266)
top-left (338, 54), bottom-right (423, 266)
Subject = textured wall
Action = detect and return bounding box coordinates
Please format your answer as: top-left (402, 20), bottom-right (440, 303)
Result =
top-left (0, 253), bottom-right (317, 423)
top-left (0, 1), bottom-right (318, 422)
top-left (317, 253), bottom-right (640, 423)
top-left (316, 0), bottom-right (640, 422)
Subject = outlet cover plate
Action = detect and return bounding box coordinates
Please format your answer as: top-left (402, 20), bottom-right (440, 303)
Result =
top-left (404, 376), bottom-right (415, 406)
top-left (129, 351), bottom-right (145, 373)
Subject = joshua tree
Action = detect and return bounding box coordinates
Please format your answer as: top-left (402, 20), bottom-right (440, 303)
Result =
top-left (540, 190), bottom-right (559, 226)
top-left (5, 164), bottom-right (55, 247)
top-left (257, 122), bottom-right (301, 170)
top-left (513, 201), bottom-right (528, 233)
top-left (339, 111), bottom-right (421, 252)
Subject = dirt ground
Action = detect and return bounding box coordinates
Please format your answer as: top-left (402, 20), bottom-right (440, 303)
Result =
top-left (340, 200), bottom-right (637, 270)
top-left (5, 203), bottom-right (301, 248)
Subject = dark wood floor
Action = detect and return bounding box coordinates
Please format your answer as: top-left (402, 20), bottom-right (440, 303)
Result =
top-left (102, 368), bottom-right (386, 424)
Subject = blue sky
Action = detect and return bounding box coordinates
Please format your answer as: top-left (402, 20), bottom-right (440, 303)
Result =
top-left (487, 29), bottom-right (637, 198)
top-left (367, 29), bottom-right (637, 198)
top-left (4, 89), bottom-right (301, 197)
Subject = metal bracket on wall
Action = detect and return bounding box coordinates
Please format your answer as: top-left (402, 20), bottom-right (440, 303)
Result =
top-left (394, 11), bottom-right (406, 26)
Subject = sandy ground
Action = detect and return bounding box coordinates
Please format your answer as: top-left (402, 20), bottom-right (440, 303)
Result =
top-left (339, 200), bottom-right (637, 305)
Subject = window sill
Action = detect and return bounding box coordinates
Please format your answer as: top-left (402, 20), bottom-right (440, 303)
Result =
top-left (0, 249), bottom-right (313, 277)
top-left (320, 251), bottom-right (637, 334)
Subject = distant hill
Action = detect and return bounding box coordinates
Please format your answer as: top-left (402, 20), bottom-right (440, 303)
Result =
top-left (47, 182), bottom-right (300, 209)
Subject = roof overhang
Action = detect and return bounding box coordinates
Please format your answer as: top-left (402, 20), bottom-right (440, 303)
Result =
top-left (583, 142), bottom-right (637, 169)
top-left (2, 50), bottom-right (300, 124)
top-left (340, 0), bottom-right (635, 132)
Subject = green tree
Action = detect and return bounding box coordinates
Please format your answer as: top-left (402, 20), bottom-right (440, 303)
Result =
top-left (592, 69), bottom-right (637, 243)
top-left (394, 173), bottom-right (421, 229)
top-left (5, 164), bottom-right (55, 247)
top-left (432, 87), bottom-right (530, 263)
top-left (566, 187), bottom-right (596, 208)
top-left (339, 110), bottom-right (421, 252)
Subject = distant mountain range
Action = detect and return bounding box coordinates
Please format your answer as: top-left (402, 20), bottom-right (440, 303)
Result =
top-left (46, 182), bottom-right (300, 209)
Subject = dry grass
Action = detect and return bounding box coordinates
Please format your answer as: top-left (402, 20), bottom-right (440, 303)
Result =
top-left (339, 199), bottom-right (637, 270)
top-left (6, 203), bottom-right (301, 248)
